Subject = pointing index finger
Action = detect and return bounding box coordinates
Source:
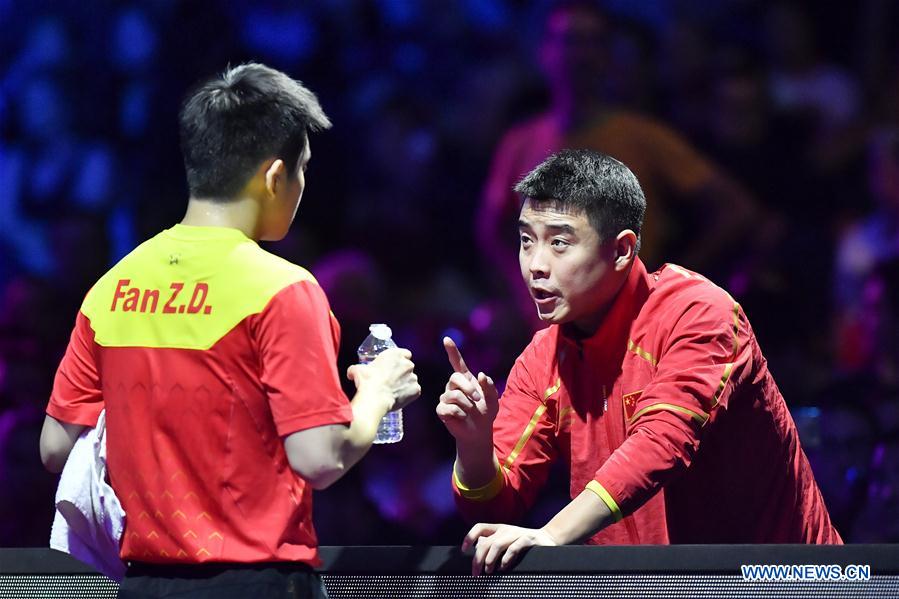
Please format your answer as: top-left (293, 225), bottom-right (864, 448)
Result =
top-left (443, 336), bottom-right (470, 374)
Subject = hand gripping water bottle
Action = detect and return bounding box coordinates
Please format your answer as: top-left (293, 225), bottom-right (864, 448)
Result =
top-left (357, 324), bottom-right (403, 444)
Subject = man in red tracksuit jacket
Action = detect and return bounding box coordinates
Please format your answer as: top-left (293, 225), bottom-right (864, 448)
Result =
top-left (437, 149), bottom-right (840, 576)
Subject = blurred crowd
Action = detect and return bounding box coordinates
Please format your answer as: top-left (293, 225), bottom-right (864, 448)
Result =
top-left (1, 0), bottom-right (899, 546)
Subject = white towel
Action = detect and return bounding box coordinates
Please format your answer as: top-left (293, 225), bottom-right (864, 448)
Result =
top-left (50, 410), bottom-right (126, 581)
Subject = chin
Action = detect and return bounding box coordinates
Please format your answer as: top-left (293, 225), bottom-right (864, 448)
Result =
top-left (537, 311), bottom-right (566, 325)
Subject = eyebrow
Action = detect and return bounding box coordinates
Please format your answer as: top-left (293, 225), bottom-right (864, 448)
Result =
top-left (518, 220), bottom-right (577, 235)
top-left (547, 223), bottom-right (577, 235)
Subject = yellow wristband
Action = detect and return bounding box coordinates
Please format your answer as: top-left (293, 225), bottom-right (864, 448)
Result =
top-left (453, 461), bottom-right (504, 501)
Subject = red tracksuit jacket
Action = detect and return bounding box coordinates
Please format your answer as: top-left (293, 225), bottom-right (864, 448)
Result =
top-left (454, 259), bottom-right (841, 544)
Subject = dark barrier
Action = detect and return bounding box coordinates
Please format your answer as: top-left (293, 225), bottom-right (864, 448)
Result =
top-left (2, 545), bottom-right (898, 598)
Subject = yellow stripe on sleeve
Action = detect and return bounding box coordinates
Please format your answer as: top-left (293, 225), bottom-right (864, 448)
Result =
top-left (585, 480), bottom-right (623, 522)
top-left (543, 378), bottom-right (561, 399)
top-left (730, 302), bottom-right (741, 360)
top-left (712, 362), bottom-right (735, 406)
top-left (502, 404), bottom-right (548, 471)
top-left (629, 402), bottom-right (709, 425)
top-left (627, 339), bottom-right (658, 367)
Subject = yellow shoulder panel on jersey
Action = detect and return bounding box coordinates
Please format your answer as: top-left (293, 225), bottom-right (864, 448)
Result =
top-left (81, 232), bottom-right (317, 349)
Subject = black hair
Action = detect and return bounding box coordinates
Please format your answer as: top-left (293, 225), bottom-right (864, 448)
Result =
top-left (514, 149), bottom-right (646, 249)
top-left (178, 62), bottom-right (331, 200)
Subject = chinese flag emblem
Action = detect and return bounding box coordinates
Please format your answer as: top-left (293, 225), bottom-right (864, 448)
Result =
top-left (622, 391), bottom-right (642, 420)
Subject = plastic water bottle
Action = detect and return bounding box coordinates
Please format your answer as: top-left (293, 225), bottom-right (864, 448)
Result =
top-left (357, 323), bottom-right (403, 444)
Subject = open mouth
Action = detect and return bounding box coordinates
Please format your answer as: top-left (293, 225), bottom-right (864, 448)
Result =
top-left (532, 289), bottom-right (555, 301)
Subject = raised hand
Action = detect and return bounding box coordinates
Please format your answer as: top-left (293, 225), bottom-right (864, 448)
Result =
top-left (436, 337), bottom-right (499, 446)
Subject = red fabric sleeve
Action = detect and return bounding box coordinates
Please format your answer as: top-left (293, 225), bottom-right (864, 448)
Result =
top-left (251, 281), bottom-right (353, 437)
top-left (453, 345), bottom-right (558, 524)
top-left (594, 296), bottom-right (752, 515)
top-left (47, 311), bottom-right (105, 427)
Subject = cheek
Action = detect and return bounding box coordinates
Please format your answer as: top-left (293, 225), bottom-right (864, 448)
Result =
top-left (554, 263), bottom-right (584, 295)
top-left (565, 261), bottom-right (608, 301)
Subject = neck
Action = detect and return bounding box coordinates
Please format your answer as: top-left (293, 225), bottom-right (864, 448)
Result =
top-left (564, 306), bottom-right (612, 339)
top-left (567, 269), bottom-right (632, 338)
top-left (180, 196), bottom-right (262, 240)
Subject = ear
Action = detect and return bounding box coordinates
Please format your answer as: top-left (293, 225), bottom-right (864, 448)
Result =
top-left (613, 230), bottom-right (638, 272)
top-left (263, 159), bottom-right (287, 198)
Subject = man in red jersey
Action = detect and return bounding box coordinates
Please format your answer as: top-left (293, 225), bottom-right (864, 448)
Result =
top-left (40, 63), bottom-right (420, 597)
top-left (438, 149), bottom-right (840, 576)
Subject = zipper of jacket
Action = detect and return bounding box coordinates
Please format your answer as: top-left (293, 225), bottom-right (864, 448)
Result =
top-left (603, 382), bottom-right (641, 544)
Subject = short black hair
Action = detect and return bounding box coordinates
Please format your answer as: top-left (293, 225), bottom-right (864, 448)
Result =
top-left (178, 62), bottom-right (331, 199)
top-left (514, 149), bottom-right (646, 249)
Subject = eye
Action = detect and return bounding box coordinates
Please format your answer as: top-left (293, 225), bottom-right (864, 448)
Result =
top-left (551, 238), bottom-right (570, 249)
top-left (519, 233), bottom-right (533, 247)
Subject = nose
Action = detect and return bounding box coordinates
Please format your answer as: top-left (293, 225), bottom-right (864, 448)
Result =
top-left (527, 243), bottom-right (551, 279)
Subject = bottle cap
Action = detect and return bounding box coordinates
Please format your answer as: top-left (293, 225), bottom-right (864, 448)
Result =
top-left (369, 323), bottom-right (392, 340)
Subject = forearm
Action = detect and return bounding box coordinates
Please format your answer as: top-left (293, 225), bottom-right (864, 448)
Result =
top-left (341, 386), bottom-right (392, 457)
top-left (592, 413), bottom-right (700, 518)
top-left (310, 388), bottom-right (392, 489)
top-left (298, 348), bottom-right (419, 489)
top-left (40, 415), bottom-right (86, 473)
top-left (542, 488), bottom-right (615, 545)
top-left (453, 449), bottom-right (521, 524)
top-left (284, 388), bottom-right (391, 490)
top-left (454, 437), bottom-right (500, 489)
